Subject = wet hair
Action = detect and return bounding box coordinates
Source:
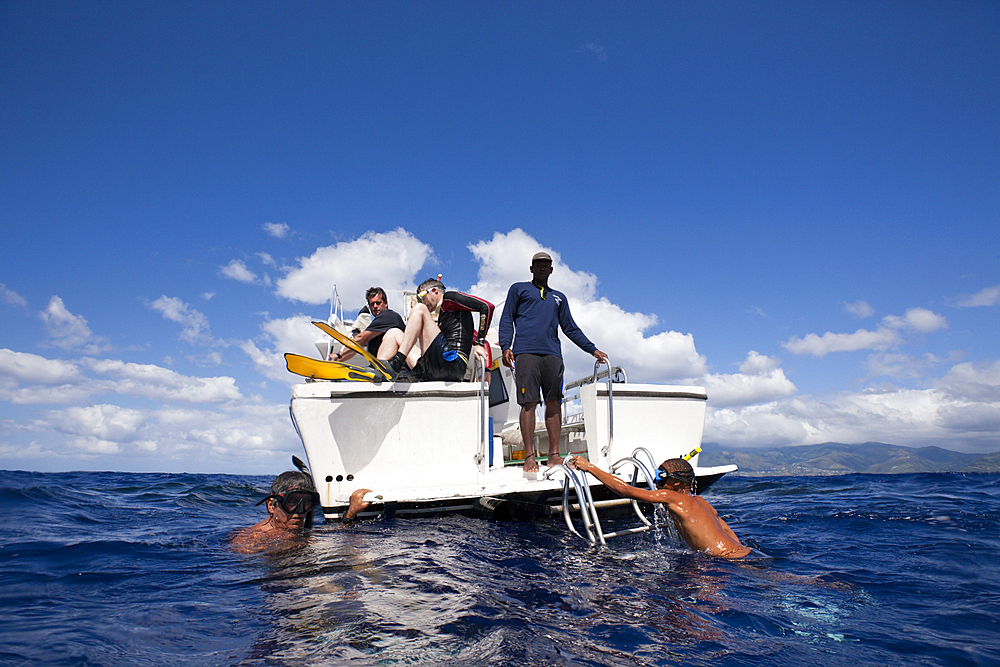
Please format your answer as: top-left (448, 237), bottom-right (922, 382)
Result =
top-left (365, 287), bottom-right (388, 306)
top-left (417, 278), bottom-right (445, 294)
top-left (270, 470), bottom-right (315, 496)
top-left (657, 458), bottom-right (695, 492)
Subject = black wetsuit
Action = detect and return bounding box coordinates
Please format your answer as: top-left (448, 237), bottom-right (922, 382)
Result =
top-left (412, 291), bottom-right (494, 381)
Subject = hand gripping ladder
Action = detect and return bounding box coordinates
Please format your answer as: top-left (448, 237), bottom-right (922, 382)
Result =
top-left (547, 447), bottom-right (662, 546)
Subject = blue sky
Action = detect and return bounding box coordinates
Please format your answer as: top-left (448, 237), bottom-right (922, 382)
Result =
top-left (2, 1), bottom-right (998, 473)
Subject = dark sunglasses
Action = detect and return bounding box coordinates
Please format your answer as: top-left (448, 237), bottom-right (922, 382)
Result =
top-left (257, 488), bottom-right (320, 515)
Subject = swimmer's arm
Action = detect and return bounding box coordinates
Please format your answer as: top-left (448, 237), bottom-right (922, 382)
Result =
top-left (343, 488), bottom-right (372, 522)
top-left (569, 457), bottom-right (666, 504)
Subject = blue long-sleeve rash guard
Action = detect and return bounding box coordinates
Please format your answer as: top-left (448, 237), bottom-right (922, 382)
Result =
top-left (498, 282), bottom-right (597, 358)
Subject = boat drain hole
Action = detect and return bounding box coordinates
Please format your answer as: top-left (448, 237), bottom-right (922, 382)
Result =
top-left (325, 475), bottom-right (333, 483)
top-left (335, 475), bottom-right (343, 482)
top-left (346, 474), bottom-right (354, 481)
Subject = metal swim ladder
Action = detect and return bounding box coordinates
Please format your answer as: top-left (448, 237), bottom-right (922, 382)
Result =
top-left (548, 447), bottom-right (663, 546)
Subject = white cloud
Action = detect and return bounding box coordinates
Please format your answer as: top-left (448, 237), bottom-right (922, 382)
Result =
top-left (698, 351), bottom-right (797, 408)
top-left (782, 307), bottom-right (948, 357)
top-left (221, 259), bottom-right (259, 284)
top-left (81, 358), bottom-right (242, 403)
top-left (955, 284), bottom-right (1000, 308)
top-left (468, 229), bottom-right (598, 306)
top-left (149, 296), bottom-right (212, 343)
top-left (468, 229), bottom-right (707, 382)
top-left (263, 222), bottom-right (290, 238)
top-left (49, 404), bottom-right (147, 441)
top-left (12, 400), bottom-right (298, 469)
top-left (0, 345), bottom-right (297, 471)
top-left (844, 300), bottom-right (875, 318)
top-left (1, 284), bottom-right (27, 307)
top-left (276, 228), bottom-right (433, 306)
top-left (39, 297), bottom-right (106, 352)
top-left (782, 328), bottom-right (902, 357)
top-left (257, 252), bottom-right (276, 266)
top-left (0, 349), bottom-right (81, 385)
top-left (706, 377), bottom-right (1000, 452)
top-left (881, 307), bottom-right (948, 334)
top-left (936, 360), bottom-right (1000, 402)
top-left (240, 314), bottom-right (325, 383)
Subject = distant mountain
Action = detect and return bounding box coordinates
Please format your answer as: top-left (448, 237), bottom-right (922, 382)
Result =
top-left (700, 442), bottom-right (1000, 475)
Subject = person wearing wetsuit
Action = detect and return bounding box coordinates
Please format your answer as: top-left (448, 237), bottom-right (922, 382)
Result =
top-left (378, 278), bottom-right (494, 381)
top-left (497, 251), bottom-right (608, 472)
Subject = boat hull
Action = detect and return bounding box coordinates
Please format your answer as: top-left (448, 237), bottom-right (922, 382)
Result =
top-left (290, 376), bottom-right (734, 522)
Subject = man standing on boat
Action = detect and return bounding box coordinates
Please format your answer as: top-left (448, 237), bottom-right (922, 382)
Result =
top-left (498, 251), bottom-right (608, 473)
top-left (378, 278), bottom-right (494, 381)
top-left (329, 287), bottom-right (405, 363)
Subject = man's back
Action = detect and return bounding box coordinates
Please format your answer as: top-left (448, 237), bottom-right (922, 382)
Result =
top-left (658, 490), bottom-right (751, 559)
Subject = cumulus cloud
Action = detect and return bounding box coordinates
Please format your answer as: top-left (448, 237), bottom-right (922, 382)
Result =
top-left (221, 259), bottom-right (259, 284)
top-left (149, 296), bottom-right (212, 343)
top-left (0, 349), bottom-right (81, 385)
top-left (936, 360), bottom-right (1000, 403)
top-left (276, 228), bottom-right (434, 306)
top-left (782, 307), bottom-right (948, 358)
top-left (698, 351), bottom-right (797, 408)
top-left (468, 229), bottom-right (707, 382)
top-left (881, 308), bottom-right (948, 333)
top-left (13, 400), bottom-right (298, 469)
top-left (1, 284), bottom-right (27, 307)
top-left (49, 404), bottom-right (147, 441)
top-left (705, 372), bottom-right (1000, 452)
top-left (955, 284), bottom-right (1000, 308)
top-left (263, 222), bottom-right (290, 238)
top-left (0, 346), bottom-right (294, 471)
top-left (844, 300), bottom-right (875, 318)
top-left (80, 358), bottom-right (242, 403)
top-left (39, 297), bottom-right (106, 352)
top-left (240, 314), bottom-right (325, 383)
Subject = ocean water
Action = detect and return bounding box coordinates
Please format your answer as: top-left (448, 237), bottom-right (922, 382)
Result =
top-left (1, 471), bottom-right (997, 666)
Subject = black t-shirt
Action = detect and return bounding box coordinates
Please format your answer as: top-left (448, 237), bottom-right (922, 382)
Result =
top-left (364, 309), bottom-right (405, 355)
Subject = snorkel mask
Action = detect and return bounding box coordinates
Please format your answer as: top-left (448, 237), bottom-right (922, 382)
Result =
top-left (655, 466), bottom-right (696, 493)
top-left (256, 488), bottom-right (321, 515)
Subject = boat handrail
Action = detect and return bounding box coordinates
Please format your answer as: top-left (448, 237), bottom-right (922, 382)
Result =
top-left (474, 354), bottom-right (488, 468)
top-left (564, 365), bottom-right (627, 391)
top-left (628, 447), bottom-right (659, 489)
top-left (609, 457), bottom-right (655, 530)
top-left (596, 359), bottom-right (614, 456)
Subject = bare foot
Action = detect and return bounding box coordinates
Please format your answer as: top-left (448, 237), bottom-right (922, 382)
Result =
top-left (547, 453), bottom-right (565, 466)
top-left (523, 454), bottom-right (539, 472)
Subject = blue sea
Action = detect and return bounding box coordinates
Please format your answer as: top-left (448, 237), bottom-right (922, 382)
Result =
top-left (1, 471), bottom-right (997, 666)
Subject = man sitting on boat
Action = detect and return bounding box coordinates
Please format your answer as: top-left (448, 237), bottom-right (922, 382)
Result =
top-left (329, 286), bottom-right (404, 363)
top-left (378, 278), bottom-right (494, 381)
top-left (568, 456), bottom-right (752, 559)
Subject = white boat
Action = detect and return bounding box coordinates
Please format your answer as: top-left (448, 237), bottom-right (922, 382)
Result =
top-left (288, 294), bottom-right (738, 535)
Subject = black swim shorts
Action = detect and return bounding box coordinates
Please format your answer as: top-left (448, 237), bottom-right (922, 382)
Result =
top-left (412, 332), bottom-right (467, 382)
top-left (513, 353), bottom-right (564, 405)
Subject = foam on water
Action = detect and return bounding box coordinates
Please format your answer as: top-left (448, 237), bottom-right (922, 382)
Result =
top-left (1, 470), bottom-right (998, 666)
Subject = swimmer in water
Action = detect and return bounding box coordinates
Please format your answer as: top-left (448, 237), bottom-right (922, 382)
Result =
top-left (568, 456), bottom-right (752, 559)
top-left (231, 470), bottom-right (371, 553)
